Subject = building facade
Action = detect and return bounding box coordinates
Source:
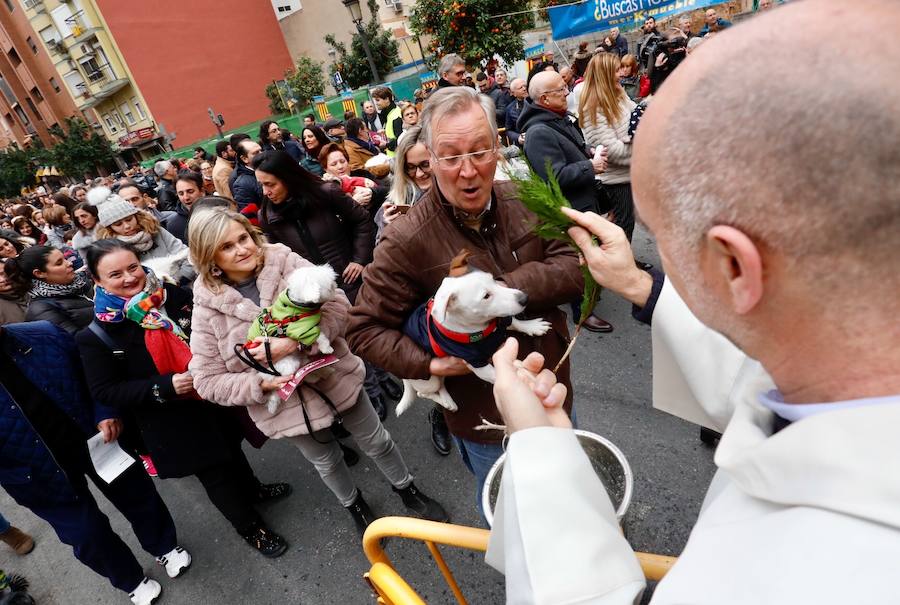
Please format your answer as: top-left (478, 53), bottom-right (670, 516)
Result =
top-left (17, 0), bottom-right (164, 163)
top-left (275, 0), bottom-right (428, 91)
top-left (95, 0), bottom-right (294, 149)
top-left (0, 0), bottom-right (85, 149)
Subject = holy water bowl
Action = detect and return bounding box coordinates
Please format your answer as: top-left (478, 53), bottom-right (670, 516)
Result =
top-left (482, 429), bottom-right (633, 527)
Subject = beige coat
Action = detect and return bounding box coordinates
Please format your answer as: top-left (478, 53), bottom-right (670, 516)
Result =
top-left (211, 156), bottom-right (234, 199)
top-left (189, 243), bottom-right (365, 438)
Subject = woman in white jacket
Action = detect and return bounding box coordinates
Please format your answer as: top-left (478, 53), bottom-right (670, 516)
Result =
top-left (579, 53), bottom-right (637, 240)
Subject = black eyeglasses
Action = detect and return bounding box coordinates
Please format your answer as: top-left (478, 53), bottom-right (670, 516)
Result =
top-left (405, 160), bottom-right (431, 176)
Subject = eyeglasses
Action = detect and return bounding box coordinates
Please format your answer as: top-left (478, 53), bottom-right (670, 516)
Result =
top-left (541, 86), bottom-right (568, 97)
top-left (405, 160), bottom-right (431, 176)
top-left (431, 147), bottom-right (497, 169)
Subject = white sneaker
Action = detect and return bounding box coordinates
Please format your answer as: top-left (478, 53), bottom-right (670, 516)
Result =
top-left (129, 577), bottom-right (161, 605)
top-left (156, 545), bottom-right (192, 578)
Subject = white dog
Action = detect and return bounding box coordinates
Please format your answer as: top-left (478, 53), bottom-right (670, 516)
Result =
top-left (396, 253), bottom-right (550, 416)
top-left (142, 248), bottom-right (190, 284)
top-left (244, 264), bottom-right (338, 413)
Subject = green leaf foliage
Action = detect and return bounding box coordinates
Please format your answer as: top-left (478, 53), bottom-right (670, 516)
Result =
top-left (510, 161), bottom-right (600, 320)
top-left (410, 0), bottom-right (535, 67)
top-left (324, 0), bottom-right (402, 88)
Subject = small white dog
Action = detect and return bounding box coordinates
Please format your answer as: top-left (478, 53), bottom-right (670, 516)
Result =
top-left (244, 264), bottom-right (338, 413)
top-left (143, 248), bottom-right (190, 284)
top-left (396, 251), bottom-right (550, 416)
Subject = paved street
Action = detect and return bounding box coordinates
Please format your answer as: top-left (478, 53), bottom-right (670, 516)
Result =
top-left (2, 227), bottom-right (718, 604)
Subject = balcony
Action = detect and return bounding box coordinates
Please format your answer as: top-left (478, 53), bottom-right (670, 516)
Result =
top-left (73, 65), bottom-right (130, 110)
top-left (66, 14), bottom-right (100, 45)
top-left (22, 0), bottom-right (47, 15)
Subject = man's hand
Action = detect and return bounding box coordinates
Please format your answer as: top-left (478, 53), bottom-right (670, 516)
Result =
top-left (492, 338), bottom-right (571, 433)
top-left (562, 207), bottom-right (654, 307)
top-left (97, 418), bottom-right (122, 443)
top-left (655, 52), bottom-right (669, 68)
top-left (171, 372), bottom-right (195, 396)
top-left (429, 356), bottom-right (471, 377)
top-left (249, 337), bottom-right (298, 364)
top-left (342, 261), bottom-right (365, 284)
top-left (591, 147), bottom-right (608, 174)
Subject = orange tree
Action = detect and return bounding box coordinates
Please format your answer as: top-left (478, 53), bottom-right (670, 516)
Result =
top-left (410, 0), bottom-right (535, 67)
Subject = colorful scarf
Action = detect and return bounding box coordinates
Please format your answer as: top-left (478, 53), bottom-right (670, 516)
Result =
top-left (94, 267), bottom-right (186, 339)
top-left (94, 267), bottom-right (197, 398)
top-left (28, 270), bottom-right (92, 301)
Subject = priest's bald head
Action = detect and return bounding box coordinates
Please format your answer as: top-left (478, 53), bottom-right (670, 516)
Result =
top-left (633, 0), bottom-right (900, 401)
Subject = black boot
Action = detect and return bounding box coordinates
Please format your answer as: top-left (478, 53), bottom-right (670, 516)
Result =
top-left (241, 523), bottom-right (288, 558)
top-left (393, 482), bottom-right (449, 523)
top-left (255, 482), bottom-right (293, 504)
top-left (346, 491), bottom-right (378, 537)
top-left (429, 407), bottom-right (451, 456)
top-left (379, 376), bottom-right (403, 401)
top-left (370, 393), bottom-right (388, 422)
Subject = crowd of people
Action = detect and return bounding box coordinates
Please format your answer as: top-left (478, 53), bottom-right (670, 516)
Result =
top-left (2, 0), bottom-right (892, 603)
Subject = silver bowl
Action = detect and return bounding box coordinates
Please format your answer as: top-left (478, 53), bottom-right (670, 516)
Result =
top-left (482, 429), bottom-right (633, 527)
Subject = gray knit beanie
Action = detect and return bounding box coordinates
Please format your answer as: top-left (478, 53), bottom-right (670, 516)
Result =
top-left (88, 186), bottom-right (139, 227)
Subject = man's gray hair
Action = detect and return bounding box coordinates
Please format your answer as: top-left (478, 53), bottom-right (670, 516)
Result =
top-left (438, 53), bottom-right (465, 77)
top-left (153, 160), bottom-right (172, 177)
top-left (420, 86), bottom-right (497, 149)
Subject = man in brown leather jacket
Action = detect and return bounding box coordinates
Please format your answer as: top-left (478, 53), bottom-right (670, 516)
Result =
top-left (346, 86), bottom-right (583, 513)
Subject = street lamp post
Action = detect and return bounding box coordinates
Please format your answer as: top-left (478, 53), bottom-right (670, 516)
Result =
top-left (341, 0), bottom-right (380, 84)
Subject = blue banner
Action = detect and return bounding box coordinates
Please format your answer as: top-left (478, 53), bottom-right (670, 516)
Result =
top-left (550, 0), bottom-right (719, 39)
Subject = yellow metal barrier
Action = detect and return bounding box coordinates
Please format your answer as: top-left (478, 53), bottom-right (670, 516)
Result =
top-left (362, 516), bottom-right (678, 604)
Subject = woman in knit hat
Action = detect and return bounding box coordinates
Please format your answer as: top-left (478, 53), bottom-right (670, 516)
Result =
top-left (90, 187), bottom-right (195, 284)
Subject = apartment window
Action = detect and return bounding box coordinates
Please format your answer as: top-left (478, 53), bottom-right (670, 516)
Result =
top-left (0, 76), bottom-right (16, 105)
top-left (131, 96), bottom-right (146, 120)
top-left (30, 86), bottom-right (43, 102)
top-left (3, 0), bottom-right (14, 12)
top-left (25, 97), bottom-right (41, 120)
top-left (102, 113), bottom-right (117, 134)
top-left (62, 70), bottom-right (85, 97)
top-left (277, 5), bottom-right (290, 12)
top-left (7, 48), bottom-right (21, 67)
top-left (49, 77), bottom-right (60, 93)
top-left (119, 102), bottom-right (135, 125)
top-left (26, 36), bottom-right (38, 54)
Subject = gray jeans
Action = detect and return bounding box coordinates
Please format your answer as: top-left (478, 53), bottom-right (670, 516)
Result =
top-left (287, 391), bottom-right (413, 506)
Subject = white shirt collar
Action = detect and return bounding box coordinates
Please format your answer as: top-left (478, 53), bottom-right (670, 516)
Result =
top-left (757, 390), bottom-right (900, 423)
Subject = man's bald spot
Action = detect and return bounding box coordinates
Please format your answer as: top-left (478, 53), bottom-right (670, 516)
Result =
top-left (634, 0), bottom-right (900, 287)
top-left (529, 71), bottom-right (563, 102)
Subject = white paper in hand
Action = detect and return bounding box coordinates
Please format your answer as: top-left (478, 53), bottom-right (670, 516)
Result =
top-left (87, 432), bottom-right (136, 484)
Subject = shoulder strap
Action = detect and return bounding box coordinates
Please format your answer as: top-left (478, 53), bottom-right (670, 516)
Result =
top-left (88, 321), bottom-right (126, 360)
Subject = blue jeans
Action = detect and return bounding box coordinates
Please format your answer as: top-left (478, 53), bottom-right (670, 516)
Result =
top-left (454, 437), bottom-right (505, 520)
top-left (0, 512), bottom-right (9, 533)
top-left (455, 405), bottom-right (578, 521)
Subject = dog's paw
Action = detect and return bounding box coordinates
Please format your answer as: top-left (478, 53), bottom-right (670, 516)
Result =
top-left (316, 334), bottom-right (334, 355)
top-left (512, 317), bottom-right (552, 336)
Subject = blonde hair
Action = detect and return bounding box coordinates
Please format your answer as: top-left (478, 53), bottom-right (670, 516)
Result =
top-left (42, 205), bottom-right (68, 226)
top-left (188, 208), bottom-right (267, 293)
top-left (620, 54), bottom-right (638, 77)
top-left (579, 53), bottom-right (628, 127)
top-left (96, 209), bottom-right (161, 240)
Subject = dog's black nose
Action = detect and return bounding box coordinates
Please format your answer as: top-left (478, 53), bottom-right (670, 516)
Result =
top-left (516, 291), bottom-right (528, 307)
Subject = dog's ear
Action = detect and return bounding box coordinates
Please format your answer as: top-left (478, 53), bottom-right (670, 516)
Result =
top-left (448, 249), bottom-right (472, 278)
top-left (431, 281), bottom-right (456, 323)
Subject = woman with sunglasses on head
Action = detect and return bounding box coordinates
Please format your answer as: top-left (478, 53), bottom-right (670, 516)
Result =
top-left (377, 126), bottom-right (432, 241)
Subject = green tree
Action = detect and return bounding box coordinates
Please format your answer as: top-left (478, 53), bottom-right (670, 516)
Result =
top-left (0, 146), bottom-right (42, 198)
top-left (48, 117), bottom-right (113, 180)
top-left (285, 56), bottom-right (328, 108)
top-left (324, 0), bottom-right (402, 88)
top-left (410, 0), bottom-right (536, 67)
top-left (265, 58), bottom-right (326, 115)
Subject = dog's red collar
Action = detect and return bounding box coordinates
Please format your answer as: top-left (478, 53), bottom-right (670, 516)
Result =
top-left (426, 298), bottom-right (499, 357)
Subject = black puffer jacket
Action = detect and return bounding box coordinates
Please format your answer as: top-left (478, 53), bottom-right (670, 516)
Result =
top-left (156, 178), bottom-right (179, 212)
top-left (518, 100), bottom-right (597, 213)
top-left (25, 292), bottom-right (94, 334)
top-left (165, 202), bottom-right (190, 244)
top-left (258, 185), bottom-right (374, 303)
